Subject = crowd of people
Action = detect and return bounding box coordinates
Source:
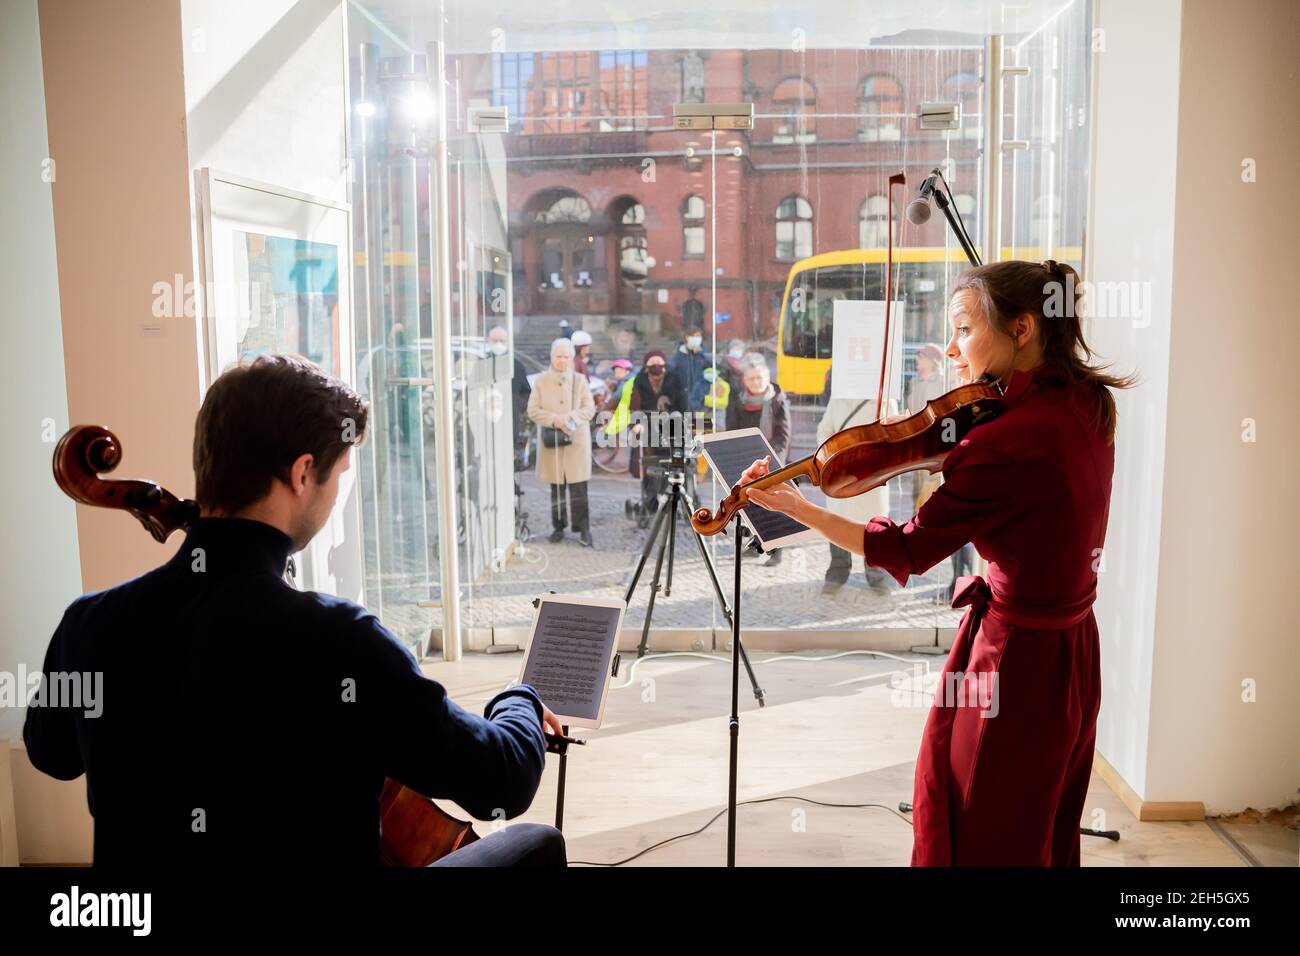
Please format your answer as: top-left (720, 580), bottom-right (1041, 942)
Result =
top-left (503, 320), bottom-right (960, 596)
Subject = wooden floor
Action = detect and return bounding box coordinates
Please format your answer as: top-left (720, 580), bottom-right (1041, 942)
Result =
top-left (422, 652), bottom-right (1246, 867)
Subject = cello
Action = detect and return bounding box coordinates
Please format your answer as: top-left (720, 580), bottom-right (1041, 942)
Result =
top-left (51, 423), bottom-right (556, 866)
top-left (691, 172), bottom-right (1002, 536)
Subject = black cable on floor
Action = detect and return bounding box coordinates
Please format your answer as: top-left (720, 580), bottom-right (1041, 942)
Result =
top-left (568, 795), bottom-right (914, 867)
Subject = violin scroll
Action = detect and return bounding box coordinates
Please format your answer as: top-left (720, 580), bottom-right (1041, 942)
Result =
top-left (689, 457), bottom-right (817, 536)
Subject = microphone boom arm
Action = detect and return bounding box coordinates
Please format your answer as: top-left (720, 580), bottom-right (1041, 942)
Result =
top-left (933, 183), bottom-right (982, 266)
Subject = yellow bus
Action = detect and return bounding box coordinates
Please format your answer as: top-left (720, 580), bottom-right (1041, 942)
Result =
top-left (775, 247), bottom-right (1081, 396)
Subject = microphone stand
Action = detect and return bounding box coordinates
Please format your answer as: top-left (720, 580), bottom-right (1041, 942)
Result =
top-left (727, 513), bottom-right (745, 866)
top-left (931, 177), bottom-right (982, 267)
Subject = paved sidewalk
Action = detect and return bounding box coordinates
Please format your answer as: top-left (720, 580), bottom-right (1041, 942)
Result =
top-left (460, 471), bottom-right (963, 632)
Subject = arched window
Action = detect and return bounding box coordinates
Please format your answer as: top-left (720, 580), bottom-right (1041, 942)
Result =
top-left (776, 196), bottom-right (813, 261)
top-left (772, 77), bottom-right (816, 144)
top-left (618, 202), bottom-right (649, 284)
top-left (858, 195), bottom-right (889, 249)
top-left (530, 190), bottom-right (597, 302)
top-left (682, 194), bottom-right (705, 257)
top-left (533, 194), bottom-right (592, 223)
top-left (859, 73), bottom-right (903, 142)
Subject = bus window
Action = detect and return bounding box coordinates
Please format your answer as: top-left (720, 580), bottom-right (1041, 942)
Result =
top-left (780, 263), bottom-right (883, 360)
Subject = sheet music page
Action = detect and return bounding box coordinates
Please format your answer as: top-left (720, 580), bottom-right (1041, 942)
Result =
top-left (520, 600), bottom-right (621, 723)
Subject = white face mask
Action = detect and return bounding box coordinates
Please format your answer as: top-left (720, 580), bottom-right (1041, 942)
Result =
top-left (687, 335), bottom-right (703, 350)
top-left (489, 341), bottom-right (508, 356)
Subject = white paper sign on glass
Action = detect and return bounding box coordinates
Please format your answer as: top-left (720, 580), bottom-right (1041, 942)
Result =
top-left (829, 299), bottom-right (904, 405)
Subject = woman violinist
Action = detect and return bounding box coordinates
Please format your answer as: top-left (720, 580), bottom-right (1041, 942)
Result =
top-left (740, 260), bottom-right (1134, 866)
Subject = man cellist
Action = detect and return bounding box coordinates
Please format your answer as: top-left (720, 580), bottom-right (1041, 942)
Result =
top-left (24, 354), bottom-right (566, 867)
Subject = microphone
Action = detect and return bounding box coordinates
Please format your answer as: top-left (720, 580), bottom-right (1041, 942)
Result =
top-left (906, 169), bottom-right (942, 225)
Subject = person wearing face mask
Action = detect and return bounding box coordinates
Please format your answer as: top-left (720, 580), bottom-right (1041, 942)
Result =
top-left (488, 326), bottom-right (531, 448)
top-left (667, 317), bottom-right (715, 413)
top-left (527, 338), bottom-right (597, 546)
top-left (737, 260), bottom-right (1135, 868)
top-left (726, 352), bottom-right (791, 566)
top-left (721, 338), bottom-right (748, 395)
top-left (628, 349), bottom-right (689, 517)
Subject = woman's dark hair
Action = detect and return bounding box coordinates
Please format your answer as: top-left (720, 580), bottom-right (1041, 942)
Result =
top-left (951, 259), bottom-right (1136, 440)
top-left (194, 355), bottom-right (369, 514)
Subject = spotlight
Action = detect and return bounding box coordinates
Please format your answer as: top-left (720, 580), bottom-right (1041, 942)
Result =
top-left (403, 91), bottom-right (436, 123)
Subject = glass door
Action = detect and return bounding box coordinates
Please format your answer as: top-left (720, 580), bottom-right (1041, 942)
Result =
top-left (348, 33), bottom-right (441, 655)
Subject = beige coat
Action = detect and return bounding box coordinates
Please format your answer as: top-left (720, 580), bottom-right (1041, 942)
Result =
top-left (816, 396), bottom-right (891, 522)
top-left (527, 369), bottom-right (596, 484)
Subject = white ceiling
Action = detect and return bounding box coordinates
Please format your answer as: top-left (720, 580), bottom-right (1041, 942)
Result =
top-left (355, 0), bottom-right (1080, 53)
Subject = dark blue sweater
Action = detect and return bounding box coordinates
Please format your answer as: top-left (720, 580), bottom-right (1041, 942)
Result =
top-left (23, 518), bottom-right (547, 866)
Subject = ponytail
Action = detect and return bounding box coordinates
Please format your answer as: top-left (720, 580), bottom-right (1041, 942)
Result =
top-left (951, 260), bottom-right (1136, 440)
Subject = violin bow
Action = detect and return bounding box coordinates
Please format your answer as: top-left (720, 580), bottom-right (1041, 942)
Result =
top-left (876, 171), bottom-right (906, 419)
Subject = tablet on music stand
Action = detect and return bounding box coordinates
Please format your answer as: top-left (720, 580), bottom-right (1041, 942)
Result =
top-left (695, 427), bottom-right (820, 550)
top-left (517, 594), bottom-right (623, 729)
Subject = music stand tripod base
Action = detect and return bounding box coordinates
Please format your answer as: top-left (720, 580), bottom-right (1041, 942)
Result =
top-left (622, 469), bottom-right (765, 706)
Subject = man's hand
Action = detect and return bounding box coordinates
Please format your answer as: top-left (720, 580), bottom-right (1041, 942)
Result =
top-left (541, 705), bottom-right (565, 738)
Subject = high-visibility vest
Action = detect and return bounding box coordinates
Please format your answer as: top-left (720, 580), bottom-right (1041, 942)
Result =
top-left (604, 377), bottom-right (636, 435)
top-left (704, 376), bottom-right (730, 410)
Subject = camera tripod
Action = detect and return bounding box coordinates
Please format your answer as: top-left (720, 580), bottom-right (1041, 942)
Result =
top-left (623, 467), bottom-right (765, 705)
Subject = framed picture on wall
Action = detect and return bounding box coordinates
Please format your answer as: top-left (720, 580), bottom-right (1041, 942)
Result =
top-left (193, 168), bottom-right (362, 602)
top-left (193, 168), bottom-right (352, 385)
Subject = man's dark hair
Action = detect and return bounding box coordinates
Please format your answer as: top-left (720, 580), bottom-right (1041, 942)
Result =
top-left (194, 355), bottom-right (369, 514)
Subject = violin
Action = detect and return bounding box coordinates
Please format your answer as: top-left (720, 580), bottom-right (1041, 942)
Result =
top-left (691, 170), bottom-right (1003, 536)
top-left (690, 379), bottom-right (1002, 535)
top-left (52, 423), bottom-right (579, 866)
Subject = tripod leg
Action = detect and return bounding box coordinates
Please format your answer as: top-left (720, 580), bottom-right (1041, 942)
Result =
top-left (732, 627), bottom-right (766, 707)
top-left (635, 503), bottom-right (671, 659)
top-left (664, 485), bottom-right (678, 597)
top-left (690, 511), bottom-right (766, 706)
top-left (624, 492), bottom-right (671, 606)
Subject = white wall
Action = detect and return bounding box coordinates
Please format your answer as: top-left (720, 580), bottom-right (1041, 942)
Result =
top-left (0, 0), bottom-right (83, 740)
top-left (1087, 0), bottom-right (1183, 806)
top-left (182, 0), bottom-right (349, 204)
top-left (1147, 0), bottom-right (1300, 812)
top-left (9, 0), bottom-right (201, 864)
top-left (1091, 0), bottom-right (1300, 813)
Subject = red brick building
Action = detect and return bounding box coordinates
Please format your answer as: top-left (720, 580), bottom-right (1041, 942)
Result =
top-left (446, 45), bottom-right (983, 352)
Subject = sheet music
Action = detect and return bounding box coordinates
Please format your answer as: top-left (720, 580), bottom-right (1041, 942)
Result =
top-left (520, 600), bottom-right (621, 723)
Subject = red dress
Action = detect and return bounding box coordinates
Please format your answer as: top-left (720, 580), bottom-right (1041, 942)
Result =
top-left (863, 364), bottom-right (1114, 866)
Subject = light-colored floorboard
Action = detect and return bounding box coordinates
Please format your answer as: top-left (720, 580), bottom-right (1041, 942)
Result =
top-left (422, 652), bottom-right (1246, 867)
